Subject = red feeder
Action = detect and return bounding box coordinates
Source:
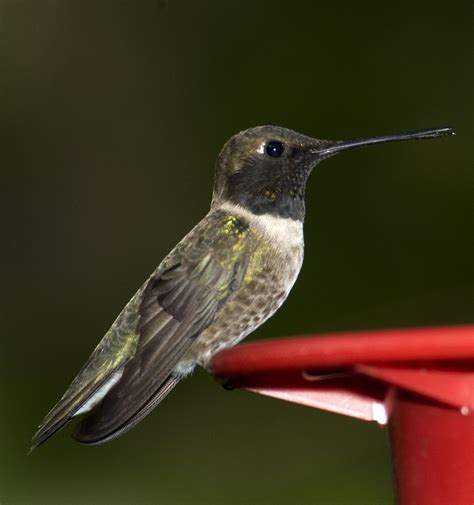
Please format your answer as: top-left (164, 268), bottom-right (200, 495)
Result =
top-left (210, 325), bottom-right (474, 505)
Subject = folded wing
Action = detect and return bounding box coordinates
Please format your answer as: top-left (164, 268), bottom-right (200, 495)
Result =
top-left (31, 211), bottom-right (254, 448)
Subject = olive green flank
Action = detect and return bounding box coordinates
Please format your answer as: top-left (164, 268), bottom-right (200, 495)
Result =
top-left (244, 239), bottom-right (272, 284)
top-left (216, 215), bottom-right (250, 269)
top-left (216, 214), bottom-right (273, 283)
top-left (219, 215), bottom-right (246, 237)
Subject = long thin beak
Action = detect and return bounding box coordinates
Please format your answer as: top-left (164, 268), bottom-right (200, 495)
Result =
top-left (317, 127), bottom-right (455, 158)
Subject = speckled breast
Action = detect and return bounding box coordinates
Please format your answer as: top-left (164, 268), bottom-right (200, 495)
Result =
top-left (185, 237), bottom-right (304, 370)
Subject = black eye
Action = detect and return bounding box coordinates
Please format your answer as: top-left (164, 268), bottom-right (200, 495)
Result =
top-left (265, 140), bottom-right (284, 157)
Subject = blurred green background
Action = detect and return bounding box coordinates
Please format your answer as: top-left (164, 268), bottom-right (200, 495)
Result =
top-left (1, 1), bottom-right (472, 504)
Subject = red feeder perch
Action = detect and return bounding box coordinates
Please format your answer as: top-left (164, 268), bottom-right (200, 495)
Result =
top-left (210, 325), bottom-right (474, 505)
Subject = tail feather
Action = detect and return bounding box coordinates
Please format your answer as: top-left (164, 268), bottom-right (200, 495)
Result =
top-left (30, 369), bottom-right (126, 452)
top-left (72, 374), bottom-right (181, 445)
top-left (30, 416), bottom-right (72, 453)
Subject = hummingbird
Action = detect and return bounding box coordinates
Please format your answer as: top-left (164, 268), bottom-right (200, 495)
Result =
top-left (31, 125), bottom-right (453, 449)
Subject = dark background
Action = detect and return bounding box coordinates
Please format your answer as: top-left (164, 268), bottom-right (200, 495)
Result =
top-left (1, 1), bottom-right (472, 504)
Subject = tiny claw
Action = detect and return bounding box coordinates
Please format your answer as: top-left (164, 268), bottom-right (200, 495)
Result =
top-left (212, 374), bottom-right (236, 390)
top-left (222, 382), bottom-right (235, 391)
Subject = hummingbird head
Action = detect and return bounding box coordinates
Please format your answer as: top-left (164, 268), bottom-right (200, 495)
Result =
top-left (212, 125), bottom-right (454, 222)
top-left (212, 125), bottom-right (327, 221)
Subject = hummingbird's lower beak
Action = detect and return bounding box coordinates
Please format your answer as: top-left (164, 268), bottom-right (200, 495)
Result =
top-left (316, 127), bottom-right (455, 158)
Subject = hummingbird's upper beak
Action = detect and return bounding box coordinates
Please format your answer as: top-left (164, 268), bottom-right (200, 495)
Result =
top-left (313, 127), bottom-right (455, 159)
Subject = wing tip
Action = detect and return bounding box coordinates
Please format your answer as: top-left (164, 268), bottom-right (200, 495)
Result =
top-left (29, 423), bottom-right (63, 453)
top-left (29, 417), bottom-right (107, 449)
top-left (72, 374), bottom-right (181, 446)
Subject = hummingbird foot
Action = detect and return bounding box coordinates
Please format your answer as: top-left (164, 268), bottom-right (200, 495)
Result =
top-left (221, 381), bottom-right (235, 391)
